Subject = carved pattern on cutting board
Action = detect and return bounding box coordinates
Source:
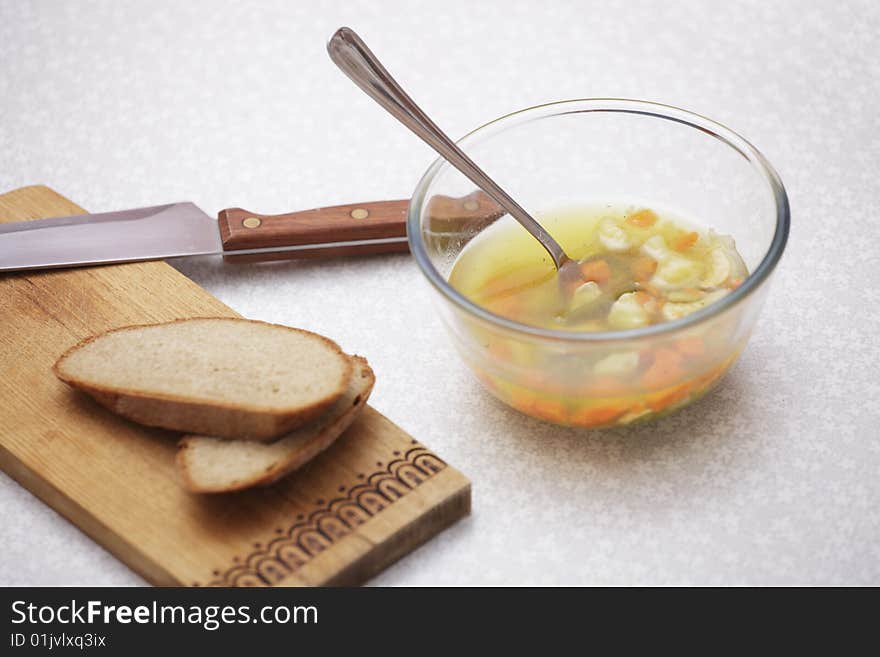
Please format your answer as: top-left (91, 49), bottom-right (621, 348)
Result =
top-left (202, 444), bottom-right (447, 587)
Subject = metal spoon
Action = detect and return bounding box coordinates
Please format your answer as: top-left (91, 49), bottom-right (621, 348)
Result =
top-left (327, 27), bottom-right (585, 297)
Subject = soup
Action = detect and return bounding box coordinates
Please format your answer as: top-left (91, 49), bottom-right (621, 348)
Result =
top-left (447, 204), bottom-right (749, 426)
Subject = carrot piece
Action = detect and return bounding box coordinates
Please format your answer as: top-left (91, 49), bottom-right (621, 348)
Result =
top-left (626, 209), bottom-right (658, 228)
top-left (641, 348), bottom-right (685, 389)
top-left (675, 335), bottom-right (705, 357)
top-left (671, 231), bottom-right (699, 251)
top-left (633, 291), bottom-right (652, 305)
top-left (633, 290), bottom-right (659, 314)
top-left (728, 277), bottom-right (744, 289)
top-left (474, 370), bottom-right (500, 392)
top-left (532, 398), bottom-right (568, 424)
top-left (579, 259), bottom-right (611, 285)
top-left (638, 281), bottom-right (662, 298)
top-left (631, 255), bottom-right (658, 281)
top-left (570, 403), bottom-right (630, 427)
top-left (488, 297), bottom-right (522, 320)
top-left (508, 388), bottom-right (536, 413)
top-left (646, 380), bottom-right (694, 412)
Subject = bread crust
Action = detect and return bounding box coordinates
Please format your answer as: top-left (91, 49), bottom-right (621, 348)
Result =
top-left (176, 356), bottom-right (375, 493)
top-left (53, 317), bottom-right (353, 441)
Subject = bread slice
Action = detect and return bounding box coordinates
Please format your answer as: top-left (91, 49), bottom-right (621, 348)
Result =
top-left (54, 318), bottom-right (352, 441)
top-left (177, 356), bottom-right (374, 493)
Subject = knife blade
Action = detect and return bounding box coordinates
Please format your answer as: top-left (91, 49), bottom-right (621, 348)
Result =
top-left (0, 192), bottom-right (502, 272)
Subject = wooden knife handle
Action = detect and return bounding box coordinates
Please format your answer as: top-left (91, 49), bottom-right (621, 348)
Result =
top-left (218, 191), bottom-right (503, 263)
top-left (219, 200), bottom-right (409, 262)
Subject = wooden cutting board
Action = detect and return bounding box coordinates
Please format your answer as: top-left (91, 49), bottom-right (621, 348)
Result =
top-left (0, 185), bottom-right (470, 586)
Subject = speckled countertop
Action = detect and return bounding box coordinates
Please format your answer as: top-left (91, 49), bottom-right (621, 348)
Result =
top-left (1, 0), bottom-right (878, 585)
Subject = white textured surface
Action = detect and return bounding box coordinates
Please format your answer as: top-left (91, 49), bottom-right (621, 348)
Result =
top-left (1, 0), bottom-right (879, 586)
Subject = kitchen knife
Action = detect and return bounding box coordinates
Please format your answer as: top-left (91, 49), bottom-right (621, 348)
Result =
top-left (0, 191), bottom-right (502, 272)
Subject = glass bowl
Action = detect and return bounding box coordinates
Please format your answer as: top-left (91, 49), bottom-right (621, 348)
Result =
top-left (407, 99), bottom-right (789, 428)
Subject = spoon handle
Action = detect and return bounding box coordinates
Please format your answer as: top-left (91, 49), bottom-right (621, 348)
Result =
top-left (327, 27), bottom-right (569, 270)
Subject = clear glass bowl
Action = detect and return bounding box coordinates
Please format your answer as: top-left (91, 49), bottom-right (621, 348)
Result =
top-left (407, 99), bottom-right (789, 428)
